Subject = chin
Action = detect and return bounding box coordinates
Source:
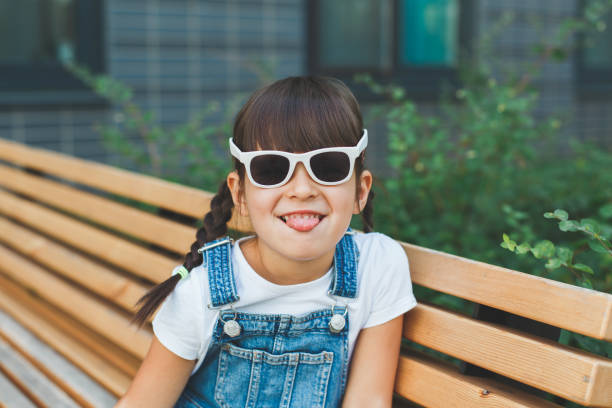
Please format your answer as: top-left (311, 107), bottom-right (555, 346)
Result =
top-left (279, 240), bottom-right (330, 262)
top-left (282, 243), bottom-right (321, 260)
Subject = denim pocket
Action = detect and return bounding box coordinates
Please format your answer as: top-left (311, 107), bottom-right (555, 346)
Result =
top-left (214, 343), bottom-right (334, 408)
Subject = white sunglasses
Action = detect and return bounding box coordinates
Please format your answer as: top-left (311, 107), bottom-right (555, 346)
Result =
top-left (229, 129), bottom-right (368, 188)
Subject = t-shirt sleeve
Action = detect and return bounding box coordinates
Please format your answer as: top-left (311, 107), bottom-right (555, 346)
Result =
top-left (363, 234), bottom-right (418, 328)
top-left (152, 266), bottom-right (203, 360)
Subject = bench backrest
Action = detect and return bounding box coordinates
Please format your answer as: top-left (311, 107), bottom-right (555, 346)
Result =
top-left (0, 139), bottom-right (611, 407)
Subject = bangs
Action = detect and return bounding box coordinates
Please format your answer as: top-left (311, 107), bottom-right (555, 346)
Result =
top-left (233, 77), bottom-right (363, 153)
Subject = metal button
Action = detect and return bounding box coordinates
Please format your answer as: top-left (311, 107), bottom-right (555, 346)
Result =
top-left (329, 314), bottom-right (346, 333)
top-left (223, 320), bottom-right (241, 337)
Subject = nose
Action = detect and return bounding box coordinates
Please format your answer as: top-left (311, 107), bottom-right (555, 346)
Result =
top-left (285, 163), bottom-right (318, 199)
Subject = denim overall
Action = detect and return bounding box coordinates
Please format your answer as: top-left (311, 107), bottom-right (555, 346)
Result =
top-left (175, 231), bottom-right (359, 408)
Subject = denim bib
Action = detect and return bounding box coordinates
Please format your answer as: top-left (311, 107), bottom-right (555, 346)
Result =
top-left (175, 231), bottom-right (359, 408)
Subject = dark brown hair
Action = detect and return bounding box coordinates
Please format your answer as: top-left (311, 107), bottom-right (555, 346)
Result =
top-left (132, 76), bottom-right (374, 326)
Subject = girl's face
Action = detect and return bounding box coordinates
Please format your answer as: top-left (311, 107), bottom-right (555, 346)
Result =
top-left (227, 161), bottom-right (372, 264)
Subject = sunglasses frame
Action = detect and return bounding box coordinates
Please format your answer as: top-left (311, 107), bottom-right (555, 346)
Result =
top-left (229, 129), bottom-right (368, 188)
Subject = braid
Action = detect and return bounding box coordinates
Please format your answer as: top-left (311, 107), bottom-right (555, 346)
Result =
top-left (184, 181), bottom-right (235, 270)
top-left (131, 180), bottom-right (235, 327)
top-left (361, 189), bottom-right (375, 233)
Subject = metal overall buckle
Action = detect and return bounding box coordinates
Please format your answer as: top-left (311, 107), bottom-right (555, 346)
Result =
top-left (200, 237), bottom-right (241, 337)
top-left (208, 301), bottom-right (242, 338)
top-left (327, 290), bottom-right (349, 334)
top-left (197, 237), bottom-right (234, 254)
top-left (218, 306), bottom-right (241, 337)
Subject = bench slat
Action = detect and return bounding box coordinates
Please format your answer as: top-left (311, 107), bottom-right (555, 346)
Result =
top-left (0, 371), bottom-right (38, 408)
top-left (395, 352), bottom-right (562, 407)
top-left (0, 277), bottom-right (134, 397)
top-left (0, 190), bottom-right (178, 284)
top-left (0, 338), bottom-right (79, 408)
top-left (590, 364), bottom-right (612, 408)
top-left (0, 246), bottom-right (151, 359)
top-left (0, 139), bottom-right (251, 230)
top-left (0, 275), bottom-right (140, 377)
top-left (0, 138), bottom-right (213, 219)
top-left (402, 243), bottom-right (612, 341)
top-left (0, 164), bottom-right (195, 254)
top-left (404, 303), bottom-right (612, 407)
top-left (0, 216), bottom-right (149, 315)
top-left (0, 310), bottom-right (115, 408)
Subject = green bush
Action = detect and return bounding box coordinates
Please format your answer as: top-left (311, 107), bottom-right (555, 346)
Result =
top-left (67, 63), bottom-right (237, 192)
top-left (502, 206), bottom-right (612, 366)
top-left (502, 207), bottom-right (612, 290)
top-left (361, 68), bottom-right (612, 287)
top-left (352, 3), bottom-right (612, 299)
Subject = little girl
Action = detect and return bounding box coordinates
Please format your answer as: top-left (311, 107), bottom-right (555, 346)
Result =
top-left (117, 76), bottom-right (417, 408)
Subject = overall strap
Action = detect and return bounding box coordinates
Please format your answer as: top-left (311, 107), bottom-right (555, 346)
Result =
top-left (329, 229), bottom-right (359, 299)
top-left (199, 236), bottom-right (239, 308)
top-left (202, 232), bottom-right (358, 306)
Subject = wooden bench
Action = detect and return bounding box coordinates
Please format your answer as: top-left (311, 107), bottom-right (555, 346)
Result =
top-left (0, 138), bottom-right (611, 408)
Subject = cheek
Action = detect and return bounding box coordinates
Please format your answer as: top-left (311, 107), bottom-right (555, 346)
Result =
top-left (332, 185), bottom-right (359, 216)
top-left (244, 187), bottom-right (276, 217)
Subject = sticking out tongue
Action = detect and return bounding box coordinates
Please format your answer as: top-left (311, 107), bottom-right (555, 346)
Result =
top-left (284, 214), bottom-right (321, 232)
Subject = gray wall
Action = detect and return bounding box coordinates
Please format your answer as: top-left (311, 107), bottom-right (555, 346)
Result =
top-left (479, 0), bottom-right (612, 149)
top-left (0, 0), bottom-right (609, 169)
top-left (0, 0), bottom-right (305, 164)
top-left (108, 0), bottom-right (303, 125)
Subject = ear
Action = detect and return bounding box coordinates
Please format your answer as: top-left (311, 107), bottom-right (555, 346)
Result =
top-left (227, 171), bottom-right (248, 217)
top-left (353, 170), bottom-right (373, 214)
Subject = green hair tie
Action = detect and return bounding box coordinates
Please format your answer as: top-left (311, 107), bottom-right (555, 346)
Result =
top-left (174, 265), bottom-right (189, 280)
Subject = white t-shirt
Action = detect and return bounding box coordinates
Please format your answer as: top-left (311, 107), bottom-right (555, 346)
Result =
top-left (153, 232), bottom-right (417, 374)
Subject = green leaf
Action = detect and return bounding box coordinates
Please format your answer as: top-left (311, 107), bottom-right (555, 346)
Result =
top-left (551, 47), bottom-right (568, 61)
top-left (558, 329), bottom-right (571, 345)
top-left (501, 233), bottom-right (516, 251)
top-left (555, 247), bottom-right (573, 263)
top-left (588, 239), bottom-right (609, 254)
top-left (391, 87), bottom-right (406, 101)
top-left (573, 263), bottom-right (594, 275)
top-left (573, 333), bottom-right (597, 351)
top-left (559, 220), bottom-right (579, 231)
top-left (543, 212), bottom-right (555, 219)
top-left (516, 243), bottom-right (531, 254)
top-left (580, 218), bottom-right (601, 234)
top-left (545, 258), bottom-right (562, 270)
top-left (532, 240), bottom-right (555, 259)
top-left (606, 342), bottom-right (612, 359)
top-left (553, 209), bottom-right (569, 220)
top-left (577, 277), bottom-right (593, 289)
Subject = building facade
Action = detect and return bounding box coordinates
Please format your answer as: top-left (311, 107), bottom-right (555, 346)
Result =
top-left (0, 0), bottom-right (610, 171)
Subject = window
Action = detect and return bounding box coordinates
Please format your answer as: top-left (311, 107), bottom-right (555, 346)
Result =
top-left (0, 0), bottom-right (105, 107)
top-left (307, 0), bottom-right (474, 101)
top-left (576, 2), bottom-right (612, 98)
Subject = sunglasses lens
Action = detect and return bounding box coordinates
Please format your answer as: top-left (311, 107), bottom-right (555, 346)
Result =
top-left (310, 152), bottom-right (351, 183)
top-left (251, 154), bottom-right (290, 186)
